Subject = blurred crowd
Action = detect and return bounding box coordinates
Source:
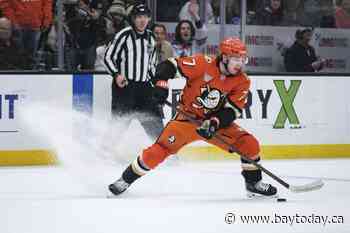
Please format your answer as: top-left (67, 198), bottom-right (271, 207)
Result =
top-left (0, 0), bottom-right (349, 71)
top-left (158, 0), bottom-right (350, 27)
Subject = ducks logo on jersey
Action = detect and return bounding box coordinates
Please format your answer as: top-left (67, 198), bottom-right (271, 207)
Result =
top-left (192, 85), bottom-right (226, 114)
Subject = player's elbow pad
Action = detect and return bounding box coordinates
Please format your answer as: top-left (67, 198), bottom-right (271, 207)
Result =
top-left (154, 60), bottom-right (177, 81)
top-left (213, 108), bottom-right (237, 128)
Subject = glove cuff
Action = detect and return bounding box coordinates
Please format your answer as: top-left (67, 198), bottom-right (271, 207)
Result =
top-left (210, 117), bottom-right (220, 130)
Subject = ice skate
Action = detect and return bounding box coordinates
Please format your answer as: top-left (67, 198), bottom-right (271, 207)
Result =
top-left (108, 163), bottom-right (144, 196)
top-left (108, 177), bottom-right (130, 196)
top-left (241, 168), bottom-right (277, 199)
top-left (245, 180), bottom-right (278, 199)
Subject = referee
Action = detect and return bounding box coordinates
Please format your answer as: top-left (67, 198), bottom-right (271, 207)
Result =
top-left (104, 3), bottom-right (164, 140)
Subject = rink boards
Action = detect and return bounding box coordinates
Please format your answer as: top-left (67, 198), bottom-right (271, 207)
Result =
top-left (1, 74), bottom-right (350, 165)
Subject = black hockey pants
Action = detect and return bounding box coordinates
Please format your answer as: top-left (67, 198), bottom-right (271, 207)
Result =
top-left (111, 80), bottom-right (164, 141)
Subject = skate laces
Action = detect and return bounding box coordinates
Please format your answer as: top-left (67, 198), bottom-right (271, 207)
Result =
top-left (255, 181), bottom-right (270, 192)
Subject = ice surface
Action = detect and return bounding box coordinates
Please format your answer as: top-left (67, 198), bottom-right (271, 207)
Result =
top-left (2, 104), bottom-right (348, 233)
top-left (0, 159), bottom-right (349, 233)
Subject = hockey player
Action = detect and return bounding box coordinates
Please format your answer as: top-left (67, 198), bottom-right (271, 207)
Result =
top-left (108, 37), bottom-right (277, 198)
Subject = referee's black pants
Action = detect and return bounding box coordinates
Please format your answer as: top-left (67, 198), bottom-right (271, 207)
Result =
top-left (111, 80), bottom-right (164, 141)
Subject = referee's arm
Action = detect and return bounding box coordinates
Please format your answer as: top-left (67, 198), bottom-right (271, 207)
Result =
top-left (104, 28), bottom-right (128, 77)
top-left (147, 33), bottom-right (159, 80)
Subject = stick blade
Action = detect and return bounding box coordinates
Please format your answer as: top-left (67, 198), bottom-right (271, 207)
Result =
top-left (289, 179), bottom-right (324, 193)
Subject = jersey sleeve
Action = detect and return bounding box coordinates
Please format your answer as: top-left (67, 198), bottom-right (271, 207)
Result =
top-left (176, 55), bottom-right (206, 81)
top-left (227, 75), bottom-right (250, 110)
top-left (104, 28), bottom-right (129, 77)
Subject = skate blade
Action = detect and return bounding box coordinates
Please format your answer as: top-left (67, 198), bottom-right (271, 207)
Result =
top-left (246, 191), bottom-right (279, 200)
top-left (106, 190), bottom-right (128, 198)
top-left (106, 190), bottom-right (127, 198)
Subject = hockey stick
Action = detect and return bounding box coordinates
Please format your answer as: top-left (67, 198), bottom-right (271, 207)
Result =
top-left (164, 100), bottom-right (324, 193)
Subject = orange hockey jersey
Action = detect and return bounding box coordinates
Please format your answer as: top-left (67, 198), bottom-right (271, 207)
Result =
top-left (175, 54), bottom-right (250, 119)
top-left (0, 0), bottom-right (52, 29)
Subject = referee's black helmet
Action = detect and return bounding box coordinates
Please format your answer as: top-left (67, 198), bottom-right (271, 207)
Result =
top-left (129, 4), bottom-right (151, 18)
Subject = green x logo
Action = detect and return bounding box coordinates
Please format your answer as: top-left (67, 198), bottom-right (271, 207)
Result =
top-left (273, 80), bottom-right (301, 129)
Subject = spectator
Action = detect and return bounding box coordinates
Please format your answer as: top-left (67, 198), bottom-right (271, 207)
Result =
top-left (211, 0), bottom-right (241, 24)
top-left (106, 0), bottom-right (129, 31)
top-left (295, 0), bottom-right (335, 27)
top-left (178, 0), bottom-right (208, 50)
top-left (65, 0), bottom-right (107, 70)
top-left (151, 23), bottom-right (173, 63)
top-left (179, 0), bottom-right (214, 24)
top-left (104, 4), bottom-right (164, 141)
top-left (172, 20), bottom-right (207, 57)
top-left (0, 17), bottom-right (32, 70)
top-left (284, 28), bottom-right (325, 72)
top-left (283, 0), bottom-right (300, 24)
top-left (95, 0), bottom-right (128, 70)
top-left (254, 0), bottom-right (292, 26)
top-left (0, 0), bottom-right (52, 59)
top-left (46, 21), bottom-right (57, 52)
top-left (33, 24), bottom-right (56, 71)
top-left (227, 0), bottom-right (242, 24)
top-left (335, 0), bottom-right (350, 28)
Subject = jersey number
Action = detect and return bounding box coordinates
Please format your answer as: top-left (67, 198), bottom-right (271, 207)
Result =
top-left (182, 58), bottom-right (196, 66)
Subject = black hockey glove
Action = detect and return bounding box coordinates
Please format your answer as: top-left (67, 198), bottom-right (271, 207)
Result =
top-left (196, 117), bottom-right (220, 140)
top-left (151, 80), bottom-right (169, 105)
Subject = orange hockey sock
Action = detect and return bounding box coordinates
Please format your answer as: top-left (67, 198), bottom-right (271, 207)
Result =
top-left (141, 143), bottom-right (170, 169)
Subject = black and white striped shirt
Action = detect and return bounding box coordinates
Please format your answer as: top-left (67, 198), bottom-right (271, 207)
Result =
top-left (104, 26), bottom-right (158, 82)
